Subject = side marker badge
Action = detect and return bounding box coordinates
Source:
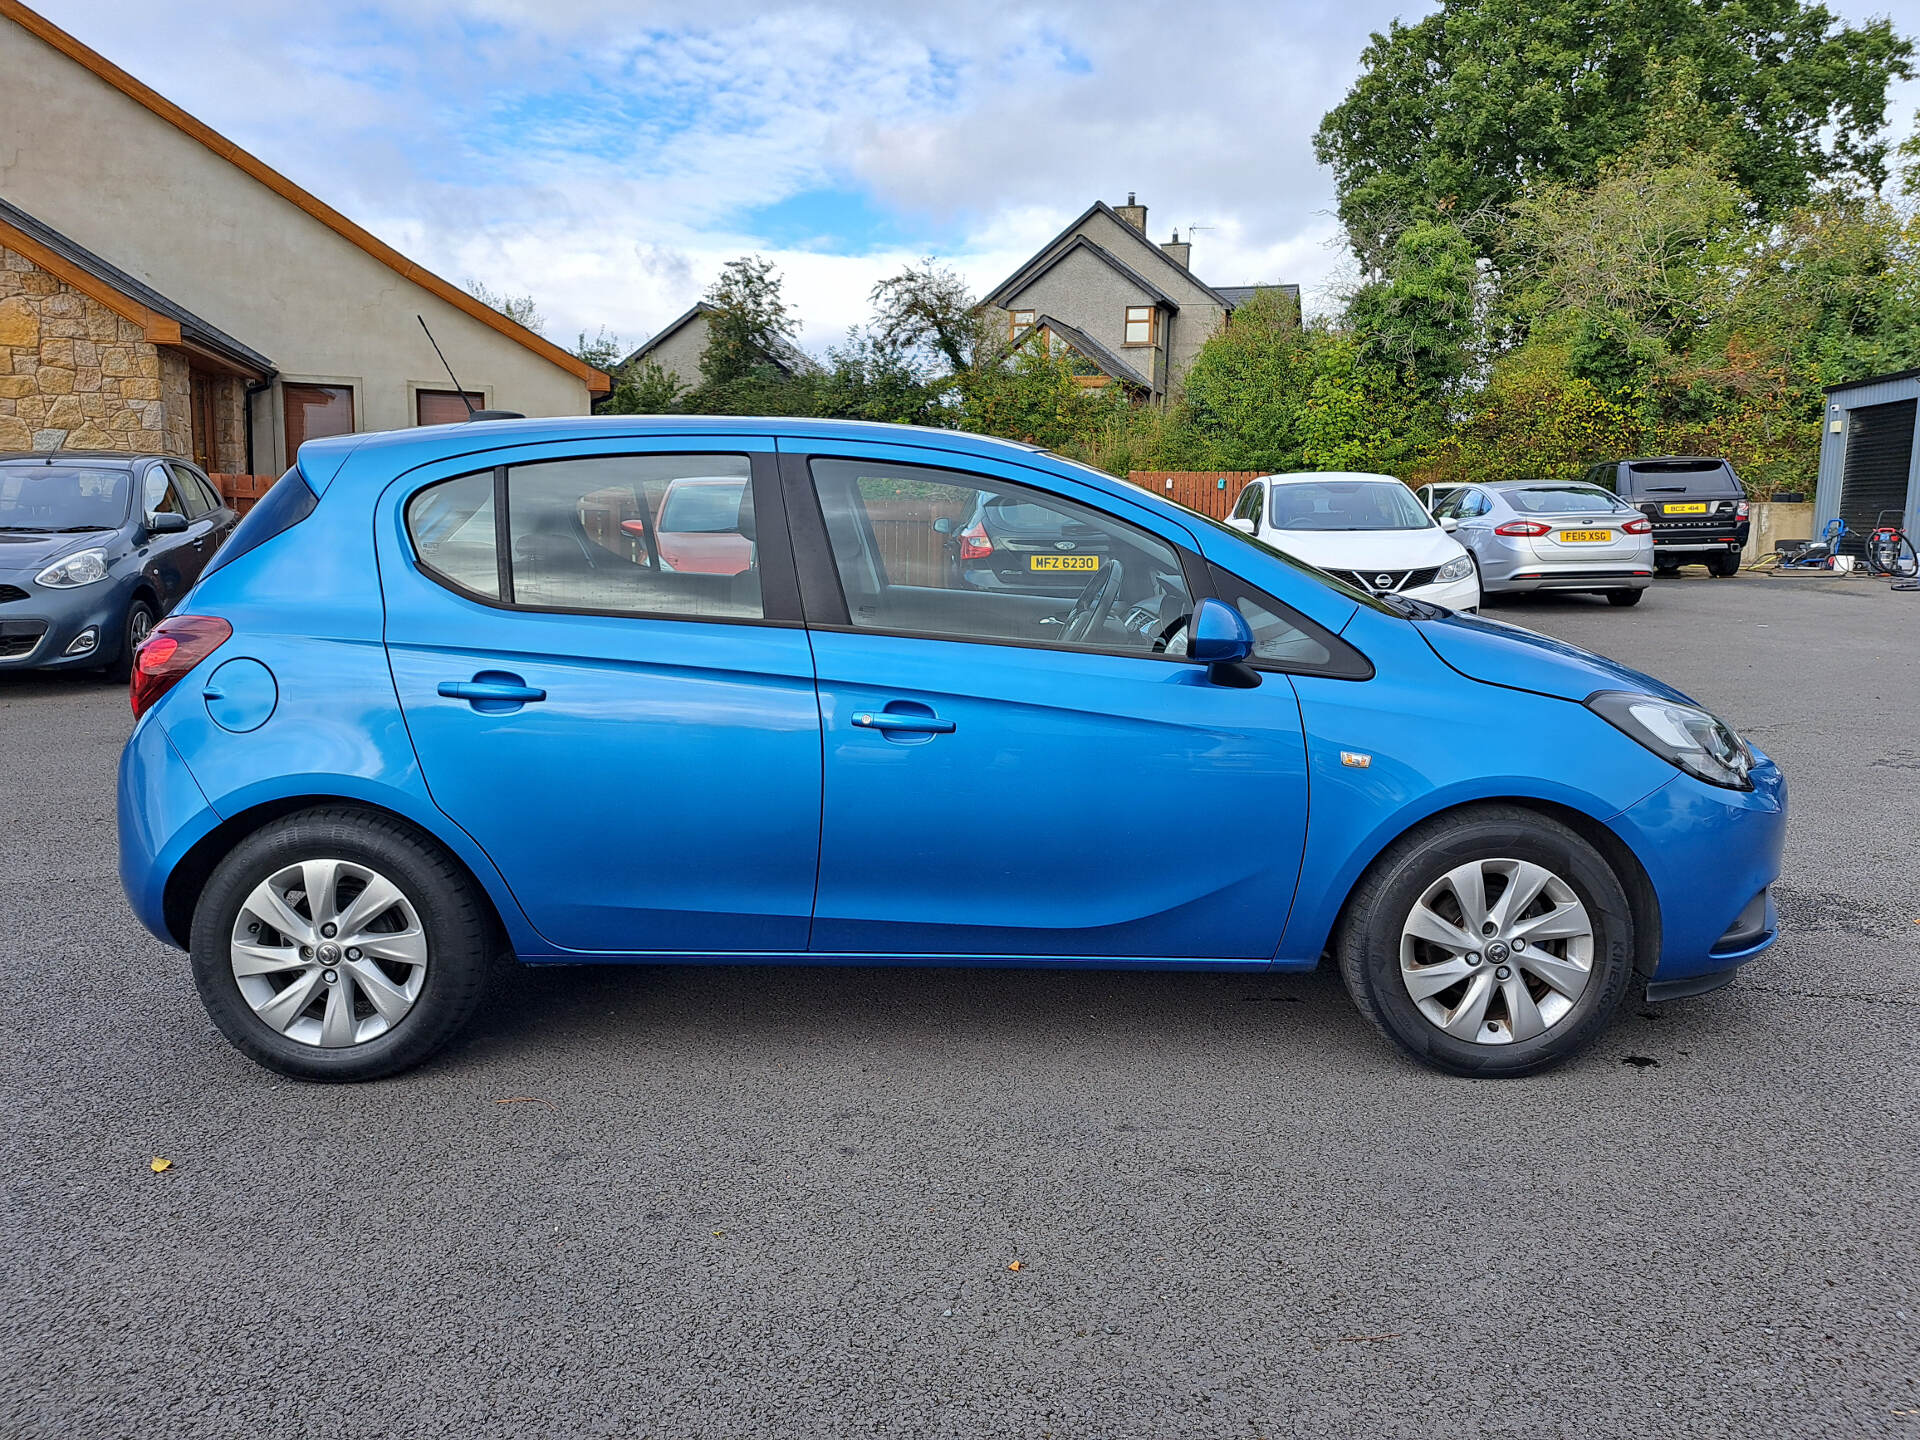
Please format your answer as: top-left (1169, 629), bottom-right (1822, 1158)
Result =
top-left (1340, 751), bottom-right (1372, 769)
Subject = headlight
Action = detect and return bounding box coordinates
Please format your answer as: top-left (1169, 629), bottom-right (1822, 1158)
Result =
top-left (34, 547), bottom-right (110, 588)
top-left (1435, 554), bottom-right (1475, 583)
top-left (1587, 690), bottom-right (1754, 790)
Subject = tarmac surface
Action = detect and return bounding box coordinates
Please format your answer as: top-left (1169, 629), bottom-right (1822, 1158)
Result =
top-left (3, 569), bottom-right (1916, 1438)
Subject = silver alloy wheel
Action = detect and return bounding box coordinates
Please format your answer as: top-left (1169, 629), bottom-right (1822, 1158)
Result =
top-left (1398, 857), bottom-right (1594, 1045)
top-left (229, 858), bottom-right (428, 1048)
top-left (129, 608), bottom-right (152, 644)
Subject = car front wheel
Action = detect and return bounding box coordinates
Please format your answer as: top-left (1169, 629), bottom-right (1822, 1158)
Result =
top-left (189, 807), bottom-right (493, 1081)
top-left (1336, 805), bottom-right (1636, 1076)
top-left (107, 597), bottom-right (156, 682)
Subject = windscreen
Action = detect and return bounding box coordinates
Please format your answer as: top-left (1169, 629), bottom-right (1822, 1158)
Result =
top-left (0, 465), bottom-right (132, 531)
top-left (657, 480), bottom-right (747, 533)
top-left (1506, 485), bottom-right (1632, 515)
top-left (1267, 481), bottom-right (1432, 531)
top-left (1626, 461), bottom-right (1741, 495)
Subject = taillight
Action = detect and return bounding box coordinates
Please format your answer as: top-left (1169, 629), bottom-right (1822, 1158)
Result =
top-left (959, 522), bottom-right (992, 561)
top-left (1494, 520), bottom-right (1551, 537)
top-left (130, 615), bottom-right (231, 719)
top-left (1735, 501), bottom-right (1749, 519)
top-left (1623, 518), bottom-right (1652, 534)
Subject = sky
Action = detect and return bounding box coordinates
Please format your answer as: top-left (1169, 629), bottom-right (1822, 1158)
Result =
top-left (32, 0), bottom-right (1920, 362)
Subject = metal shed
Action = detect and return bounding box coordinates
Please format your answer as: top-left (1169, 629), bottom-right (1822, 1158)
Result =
top-left (1816, 369), bottom-right (1920, 551)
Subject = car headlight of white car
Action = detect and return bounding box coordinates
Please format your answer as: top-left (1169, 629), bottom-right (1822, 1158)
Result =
top-left (35, 547), bottom-right (110, 588)
top-left (1434, 554), bottom-right (1475, 583)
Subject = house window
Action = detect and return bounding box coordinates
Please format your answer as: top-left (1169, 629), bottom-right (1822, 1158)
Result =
top-left (1008, 309), bottom-right (1036, 339)
top-left (283, 384), bottom-right (354, 456)
top-left (417, 388), bottom-right (486, 426)
top-left (1124, 306), bottom-right (1156, 347)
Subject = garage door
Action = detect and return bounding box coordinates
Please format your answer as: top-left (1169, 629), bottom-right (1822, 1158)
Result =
top-left (1839, 398), bottom-right (1915, 552)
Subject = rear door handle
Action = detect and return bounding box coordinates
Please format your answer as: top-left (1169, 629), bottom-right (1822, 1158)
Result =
top-left (438, 675), bottom-right (546, 706)
top-left (853, 711), bottom-right (956, 734)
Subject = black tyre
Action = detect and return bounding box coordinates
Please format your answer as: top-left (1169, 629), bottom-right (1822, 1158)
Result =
top-left (1335, 805), bottom-right (1637, 1077)
top-left (1605, 588), bottom-right (1644, 607)
top-left (1654, 559), bottom-right (1681, 575)
top-left (1707, 551), bottom-right (1740, 577)
top-left (189, 807), bottom-right (494, 1081)
top-left (106, 596), bottom-right (156, 682)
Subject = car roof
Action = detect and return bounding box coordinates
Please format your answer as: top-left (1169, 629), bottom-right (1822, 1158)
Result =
top-left (1482, 478), bottom-right (1609, 488)
top-left (1259, 471), bottom-right (1405, 486)
top-left (0, 451), bottom-right (146, 466)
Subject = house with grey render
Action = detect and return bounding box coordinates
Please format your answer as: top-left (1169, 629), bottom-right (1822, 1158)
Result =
top-left (983, 194), bottom-right (1298, 402)
top-left (610, 302), bottom-right (821, 393)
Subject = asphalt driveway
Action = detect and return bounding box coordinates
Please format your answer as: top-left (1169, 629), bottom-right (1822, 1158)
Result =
top-left (3, 572), bottom-right (1917, 1439)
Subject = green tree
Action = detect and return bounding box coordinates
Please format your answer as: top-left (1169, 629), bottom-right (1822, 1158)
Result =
top-left (696, 256), bottom-right (801, 388)
top-left (1316, 0), bottom-right (1913, 270)
top-left (868, 260), bottom-right (989, 375)
top-left (463, 280), bottom-right (546, 333)
top-left (599, 358), bottom-right (687, 415)
top-left (1345, 220), bottom-right (1481, 395)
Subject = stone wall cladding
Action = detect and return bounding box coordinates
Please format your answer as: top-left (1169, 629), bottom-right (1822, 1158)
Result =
top-left (0, 242), bottom-right (182, 454)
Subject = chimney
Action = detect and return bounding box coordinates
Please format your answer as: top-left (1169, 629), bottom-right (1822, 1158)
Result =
top-left (1114, 191), bottom-right (1148, 233)
top-left (1160, 227), bottom-right (1191, 269)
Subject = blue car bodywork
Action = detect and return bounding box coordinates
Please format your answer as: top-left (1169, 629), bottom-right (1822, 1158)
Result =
top-left (119, 417), bottom-right (1784, 1007)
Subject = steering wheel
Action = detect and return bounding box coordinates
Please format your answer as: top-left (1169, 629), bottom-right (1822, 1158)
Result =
top-left (1062, 560), bottom-right (1124, 643)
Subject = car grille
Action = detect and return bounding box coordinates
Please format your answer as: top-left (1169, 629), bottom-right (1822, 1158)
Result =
top-left (1332, 566), bottom-right (1441, 594)
top-left (0, 584), bottom-right (27, 604)
top-left (0, 620), bottom-right (47, 657)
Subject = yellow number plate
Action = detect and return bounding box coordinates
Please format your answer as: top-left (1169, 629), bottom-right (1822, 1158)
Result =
top-left (1664, 502), bottom-right (1709, 514)
top-left (1560, 529), bottom-right (1613, 543)
top-left (1029, 554), bottom-right (1100, 571)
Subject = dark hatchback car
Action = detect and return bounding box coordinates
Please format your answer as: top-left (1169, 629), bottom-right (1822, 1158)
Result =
top-left (942, 490), bottom-right (1119, 595)
top-left (0, 451), bottom-right (236, 676)
top-left (1580, 457), bottom-right (1749, 576)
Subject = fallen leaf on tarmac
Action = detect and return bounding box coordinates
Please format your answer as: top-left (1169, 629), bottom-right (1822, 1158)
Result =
top-left (1007, 1260), bottom-right (1023, 1271)
top-left (712, 1230), bottom-right (726, 1238)
top-left (495, 1096), bottom-right (557, 1110)
top-left (149, 1157), bottom-right (171, 1172)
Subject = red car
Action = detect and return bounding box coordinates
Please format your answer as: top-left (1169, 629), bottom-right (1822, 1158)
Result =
top-left (621, 476), bottom-right (751, 575)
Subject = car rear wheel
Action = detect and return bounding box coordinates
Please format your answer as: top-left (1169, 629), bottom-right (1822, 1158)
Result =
top-left (189, 807), bottom-right (493, 1081)
top-left (1708, 551), bottom-right (1740, 577)
top-left (1654, 558), bottom-right (1681, 575)
top-left (1605, 589), bottom-right (1643, 606)
top-left (106, 597), bottom-right (156, 683)
top-left (1335, 805), bottom-right (1636, 1077)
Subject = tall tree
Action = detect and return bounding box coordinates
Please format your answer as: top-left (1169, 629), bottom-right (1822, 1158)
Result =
top-left (698, 256), bottom-right (800, 387)
top-left (1315, 0), bottom-right (1913, 270)
top-left (1345, 220), bottom-right (1481, 394)
top-left (868, 260), bottom-right (987, 374)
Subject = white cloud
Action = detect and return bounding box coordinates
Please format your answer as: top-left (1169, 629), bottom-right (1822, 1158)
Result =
top-left (27, 0), bottom-right (1920, 354)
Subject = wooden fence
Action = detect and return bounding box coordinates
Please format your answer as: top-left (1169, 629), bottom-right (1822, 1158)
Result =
top-left (1124, 471), bottom-right (1264, 521)
top-left (212, 472), bottom-right (278, 516)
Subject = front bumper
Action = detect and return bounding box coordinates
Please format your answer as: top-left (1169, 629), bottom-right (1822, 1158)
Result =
top-left (1609, 756), bottom-right (1787, 988)
top-left (0, 580), bottom-right (131, 670)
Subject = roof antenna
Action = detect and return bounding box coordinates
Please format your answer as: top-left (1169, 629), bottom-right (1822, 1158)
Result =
top-left (418, 315), bottom-right (477, 417)
top-left (416, 315), bottom-right (524, 421)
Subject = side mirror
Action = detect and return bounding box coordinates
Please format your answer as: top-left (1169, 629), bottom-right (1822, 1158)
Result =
top-left (1189, 597), bottom-right (1260, 687)
top-left (933, 517), bottom-right (953, 535)
top-left (1439, 516), bottom-right (1459, 532)
top-left (1226, 516), bottom-right (1257, 535)
top-left (147, 512), bottom-right (189, 535)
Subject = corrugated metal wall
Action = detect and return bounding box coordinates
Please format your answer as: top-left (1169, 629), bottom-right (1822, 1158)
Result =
top-left (1815, 374), bottom-right (1920, 543)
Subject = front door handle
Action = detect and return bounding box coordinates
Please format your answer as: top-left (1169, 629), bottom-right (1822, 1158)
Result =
top-left (438, 673), bottom-right (546, 709)
top-left (853, 711), bottom-right (956, 734)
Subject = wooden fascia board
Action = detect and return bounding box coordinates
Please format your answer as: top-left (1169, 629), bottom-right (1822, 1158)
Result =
top-left (0, 0), bottom-right (609, 394)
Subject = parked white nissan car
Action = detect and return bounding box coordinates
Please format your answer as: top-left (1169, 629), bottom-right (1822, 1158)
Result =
top-left (1226, 472), bottom-right (1480, 610)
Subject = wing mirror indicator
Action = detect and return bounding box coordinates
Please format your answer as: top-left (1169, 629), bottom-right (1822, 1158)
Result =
top-left (1190, 597), bottom-right (1260, 688)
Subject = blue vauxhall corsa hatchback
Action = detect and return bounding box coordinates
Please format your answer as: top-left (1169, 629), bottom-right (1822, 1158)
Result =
top-left (117, 418), bottom-right (1786, 1081)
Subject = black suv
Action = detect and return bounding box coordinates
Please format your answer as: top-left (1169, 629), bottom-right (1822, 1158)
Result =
top-left (1579, 457), bottom-right (1749, 576)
